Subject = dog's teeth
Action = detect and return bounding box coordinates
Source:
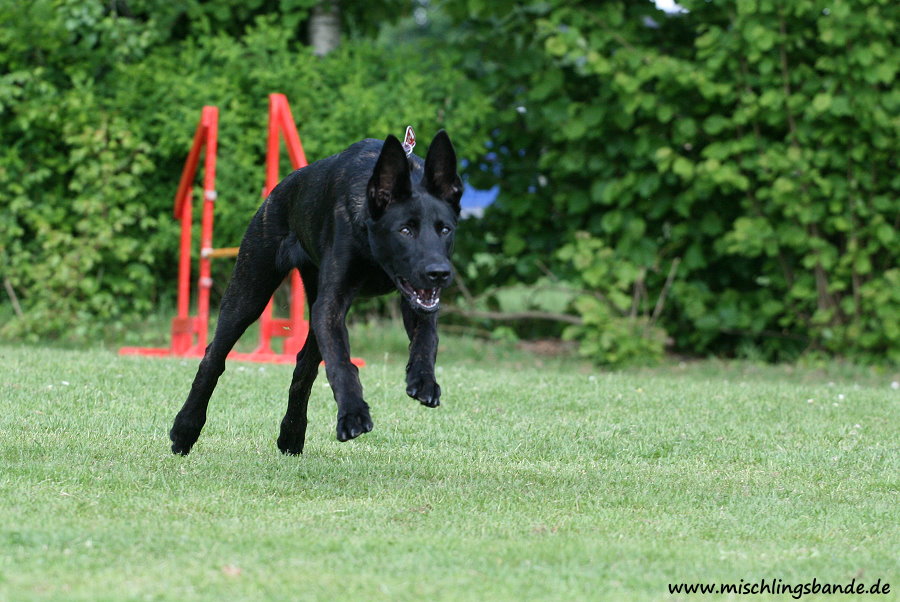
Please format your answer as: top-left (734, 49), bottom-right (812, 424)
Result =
top-left (407, 286), bottom-right (439, 309)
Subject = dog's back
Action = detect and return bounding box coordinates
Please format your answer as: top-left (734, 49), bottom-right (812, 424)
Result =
top-left (265, 138), bottom-right (442, 282)
top-left (267, 139), bottom-right (390, 265)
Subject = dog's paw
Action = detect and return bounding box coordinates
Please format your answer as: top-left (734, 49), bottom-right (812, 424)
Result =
top-left (336, 405), bottom-right (373, 442)
top-left (406, 376), bottom-right (441, 408)
top-left (277, 417), bottom-right (308, 455)
top-left (169, 418), bottom-right (203, 456)
top-left (277, 432), bottom-right (305, 456)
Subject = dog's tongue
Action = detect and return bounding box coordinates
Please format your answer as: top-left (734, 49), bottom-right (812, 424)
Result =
top-left (414, 287), bottom-right (440, 309)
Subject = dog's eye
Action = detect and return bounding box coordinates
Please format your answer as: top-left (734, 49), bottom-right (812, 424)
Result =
top-left (439, 226), bottom-right (452, 236)
top-left (399, 226), bottom-right (413, 236)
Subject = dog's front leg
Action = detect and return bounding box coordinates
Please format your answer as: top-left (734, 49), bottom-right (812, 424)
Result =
top-left (401, 298), bottom-right (441, 408)
top-left (311, 276), bottom-right (372, 442)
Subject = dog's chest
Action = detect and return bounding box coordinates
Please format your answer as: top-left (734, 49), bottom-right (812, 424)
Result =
top-left (354, 262), bottom-right (396, 298)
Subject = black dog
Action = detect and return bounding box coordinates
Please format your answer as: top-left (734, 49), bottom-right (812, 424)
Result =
top-left (169, 131), bottom-right (462, 455)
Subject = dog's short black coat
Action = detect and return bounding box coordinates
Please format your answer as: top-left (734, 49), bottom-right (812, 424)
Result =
top-left (169, 131), bottom-right (463, 455)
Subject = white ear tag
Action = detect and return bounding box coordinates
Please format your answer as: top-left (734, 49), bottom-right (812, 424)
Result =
top-left (402, 126), bottom-right (416, 157)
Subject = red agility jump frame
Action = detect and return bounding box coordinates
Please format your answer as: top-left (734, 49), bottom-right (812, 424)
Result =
top-left (121, 94), bottom-right (362, 365)
top-left (232, 93), bottom-right (309, 362)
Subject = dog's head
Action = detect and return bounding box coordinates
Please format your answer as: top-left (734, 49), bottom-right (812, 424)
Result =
top-left (365, 130), bottom-right (462, 313)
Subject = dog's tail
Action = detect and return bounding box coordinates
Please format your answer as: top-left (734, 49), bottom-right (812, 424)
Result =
top-left (275, 232), bottom-right (306, 275)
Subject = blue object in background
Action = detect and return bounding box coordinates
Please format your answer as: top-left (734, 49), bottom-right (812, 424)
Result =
top-left (459, 183), bottom-right (499, 218)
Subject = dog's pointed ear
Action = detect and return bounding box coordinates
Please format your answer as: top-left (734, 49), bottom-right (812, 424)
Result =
top-left (424, 130), bottom-right (462, 215)
top-left (367, 135), bottom-right (412, 220)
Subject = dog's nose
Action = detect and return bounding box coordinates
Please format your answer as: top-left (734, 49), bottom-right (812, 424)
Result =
top-left (425, 264), bottom-right (452, 287)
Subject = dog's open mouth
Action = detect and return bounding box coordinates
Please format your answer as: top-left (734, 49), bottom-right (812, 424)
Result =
top-left (396, 278), bottom-right (441, 311)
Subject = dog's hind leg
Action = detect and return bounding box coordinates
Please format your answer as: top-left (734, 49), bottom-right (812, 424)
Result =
top-left (169, 217), bottom-right (287, 455)
top-left (401, 298), bottom-right (442, 408)
top-left (277, 263), bottom-right (321, 455)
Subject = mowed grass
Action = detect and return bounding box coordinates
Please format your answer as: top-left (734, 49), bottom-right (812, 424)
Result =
top-left (1, 335), bottom-right (898, 601)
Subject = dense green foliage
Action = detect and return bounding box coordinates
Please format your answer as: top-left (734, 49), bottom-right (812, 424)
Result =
top-left (449, 0), bottom-right (899, 362)
top-left (0, 0), bottom-right (490, 340)
top-left (1, 0), bottom-right (898, 363)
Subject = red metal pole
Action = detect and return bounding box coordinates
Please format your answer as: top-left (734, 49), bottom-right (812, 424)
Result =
top-left (265, 95), bottom-right (283, 197)
top-left (195, 107), bottom-right (218, 353)
top-left (273, 94), bottom-right (310, 355)
top-left (275, 94), bottom-right (309, 169)
top-left (171, 108), bottom-right (213, 354)
top-left (253, 96), bottom-right (282, 355)
top-left (173, 116), bottom-right (207, 220)
top-left (172, 188), bottom-right (194, 354)
top-left (124, 107), bottom-right (209, 358)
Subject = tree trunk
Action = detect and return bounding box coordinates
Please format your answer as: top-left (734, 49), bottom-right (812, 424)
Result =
top-left (309, 0), bottom-right (340, 56)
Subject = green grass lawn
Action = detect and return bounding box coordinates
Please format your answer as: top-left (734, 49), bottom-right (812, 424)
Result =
top-left (1, 333), bottom-right (898, 601)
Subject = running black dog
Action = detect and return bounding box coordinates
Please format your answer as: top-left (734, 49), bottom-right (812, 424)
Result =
top-left (169, 131), bottom-right (462, 455)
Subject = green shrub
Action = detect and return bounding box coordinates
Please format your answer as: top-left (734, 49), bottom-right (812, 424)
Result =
top-left (447, 0), bottom-right (899, 363)
top-left (0, 2), bottom-right (490, 342)
top-left (2, 0), bottom-right (897, 364)
top-left (558, 232), bottom-right (669, 365)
